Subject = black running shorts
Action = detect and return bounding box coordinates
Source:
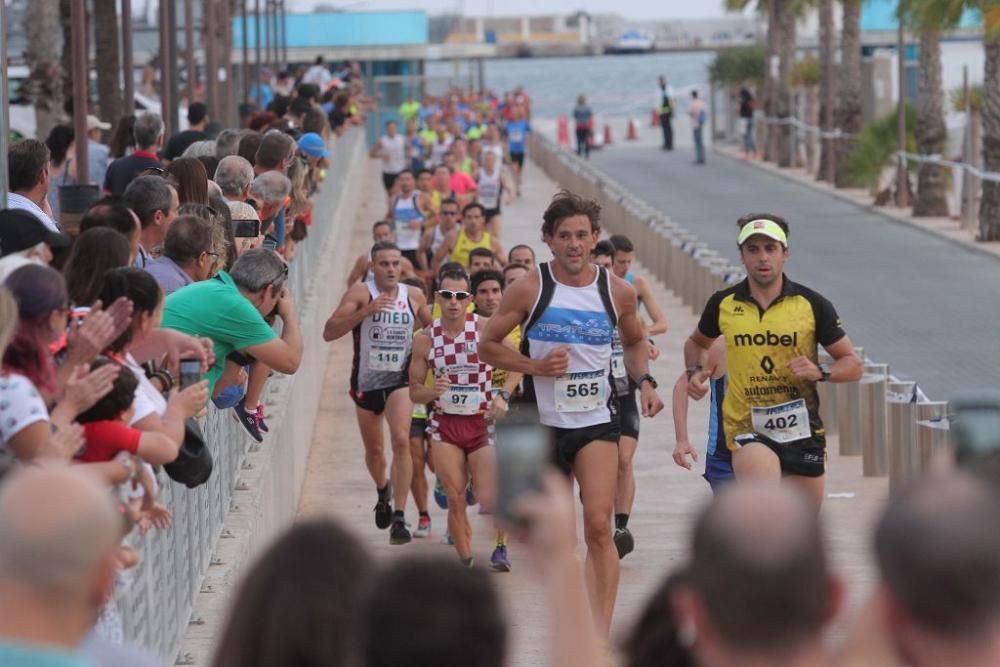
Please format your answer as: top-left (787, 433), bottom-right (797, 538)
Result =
top-left (732, 432), bottom-right (827, 478)
top-left (350, 384), bottom-right (408, 416)
top-left (617, 390), bottom-right (640, 440)
top-left (546, 419), bottom-right (620, 475)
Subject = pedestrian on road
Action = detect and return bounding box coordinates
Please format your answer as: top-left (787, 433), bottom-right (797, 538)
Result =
top-left (688, 90), bottom-right (707, 165)
top-left (657, 76), bottom-right (674, 151)
top-left (573, 95), bottom-right (594, 159)
top-left (739, 87), bottom-right (757, 159)
top-left (683, 214), bottom-right (863, 508)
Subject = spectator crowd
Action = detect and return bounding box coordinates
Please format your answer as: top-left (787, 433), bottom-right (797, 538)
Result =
top-left (0, 57), bottom-right (998, 667)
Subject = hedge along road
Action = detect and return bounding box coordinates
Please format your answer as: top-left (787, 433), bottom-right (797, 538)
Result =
top-left (588, 143), bottom-right (998, 400)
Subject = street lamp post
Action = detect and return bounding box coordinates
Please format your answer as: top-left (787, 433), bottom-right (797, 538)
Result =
top-left (895, 20), bottom-right (910, 208)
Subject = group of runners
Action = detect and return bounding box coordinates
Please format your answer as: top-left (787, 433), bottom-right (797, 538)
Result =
top-left (323, 86), bottom-right (864, 633)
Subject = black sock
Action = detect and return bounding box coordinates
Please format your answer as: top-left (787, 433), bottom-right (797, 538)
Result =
top-left (615, 513), bottom-right (629, 530)
top-left (419, 511), bottom-right (430, 518)
top-left (377, 484), bottom-right (390, 500)
top-left (392, 510), bottom-right (404, 522)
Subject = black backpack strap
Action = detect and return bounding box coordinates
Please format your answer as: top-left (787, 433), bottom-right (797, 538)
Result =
top-left (597, 266), bottom-right (618, 328)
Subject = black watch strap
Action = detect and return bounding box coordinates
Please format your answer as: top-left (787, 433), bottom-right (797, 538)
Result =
top-left (636, 373), bottom-right (658, 389)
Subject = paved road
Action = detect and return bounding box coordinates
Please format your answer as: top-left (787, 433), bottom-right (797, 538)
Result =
top-left (589, 143), bottom-right (998, 399)
top-left (299, 156), bottom-right (888, 665)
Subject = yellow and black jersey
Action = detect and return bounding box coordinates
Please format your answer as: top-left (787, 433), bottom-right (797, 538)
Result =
top-left (697, 276), bottom-right (845, 452)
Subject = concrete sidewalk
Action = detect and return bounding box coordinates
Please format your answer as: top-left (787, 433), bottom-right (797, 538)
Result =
top-left (298, 155), bottom-right (887, 664)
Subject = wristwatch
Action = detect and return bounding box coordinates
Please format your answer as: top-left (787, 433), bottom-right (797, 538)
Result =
top-left (685, 364), bottom-right (703, 380)
top-left (636, 373), bottom-right (658, 389)
top-left (818, 363), bottom-right (832, 382)
top-left (496, 389), bottom-right (511, 403)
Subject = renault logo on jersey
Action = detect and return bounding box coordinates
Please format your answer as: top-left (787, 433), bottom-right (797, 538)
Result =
top-left (760, 355), bottom-right (775, 375)
top-left (733, 330), bottom-right (798, 347)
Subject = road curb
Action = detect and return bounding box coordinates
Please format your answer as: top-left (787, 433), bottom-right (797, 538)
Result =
top-left (711, 145), bottom-right (1000, 265)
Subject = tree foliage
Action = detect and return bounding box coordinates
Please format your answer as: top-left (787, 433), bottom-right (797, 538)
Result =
top-left (790, 56), bottom-right (821, 87)
top-left (843, 104), bottom-right (917, 189)
top-left (709, 44), bottom-right (768, 86)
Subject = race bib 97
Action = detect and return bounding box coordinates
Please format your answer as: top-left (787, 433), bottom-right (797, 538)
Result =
top-left (369, 346), bottom-right (406, 372)
top-left (555, 370), bottom-right (609, 413)
top-left (441, 384), bottom-right (482, 415)
top-left (750, 398), bottom-right (811, 444)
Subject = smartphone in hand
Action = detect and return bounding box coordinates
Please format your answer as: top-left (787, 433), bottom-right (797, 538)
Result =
top-left (179, 358), bottom-right (203, 389)
top-left (495, 406), bottom-right (549, 528)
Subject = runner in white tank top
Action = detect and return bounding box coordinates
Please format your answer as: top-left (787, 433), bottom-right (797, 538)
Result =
top-left (476, 150), bottom-right (511, 238)
top-left (324, 240), bottom-right (431, 545)
top-left (478, 191), bottom-right (664, 633)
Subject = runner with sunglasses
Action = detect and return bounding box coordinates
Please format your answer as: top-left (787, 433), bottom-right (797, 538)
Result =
top-left (324, 240), bottom-right (431, 544)
top-left (409, 269), bottom-right (511, 568)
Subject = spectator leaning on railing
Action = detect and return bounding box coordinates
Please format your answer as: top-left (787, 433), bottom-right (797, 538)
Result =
top-left (250, 172), bottom-right (292, 244)
top-left (215, 156), bottom-right (255, 204)
top-left (145, 214), bottom-right (218, 295)
top-left (123, 174), bottom-right (180, 268)
top-left (160, 248), bottom-right (303, 398)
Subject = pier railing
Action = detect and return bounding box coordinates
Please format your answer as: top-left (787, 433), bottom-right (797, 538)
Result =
top-left (528, 132), bottom-right (951, 492)
top-left (118, 128), bottom-right (368, 665)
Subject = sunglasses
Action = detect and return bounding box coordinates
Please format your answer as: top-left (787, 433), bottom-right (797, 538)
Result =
top-left (437, 289), bottom-right (471, 301)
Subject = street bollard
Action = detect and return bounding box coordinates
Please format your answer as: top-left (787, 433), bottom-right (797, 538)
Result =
top-left (817, 350), bottom-right (837, 436)
top-left (887, 381), bottom-right (917, 496)
top-left (860, 363), bottom-right (889, 477)
top-left (915, 401), bottom-right (949, 475)
top-left (673, 238), bottom-right (701, 303)
top-left (655, 224), bottom-right (672, 285)
top-left (699, 257), bottom-right (729, 310)
top-left (686, 248), bottom-right (717, 308)
top-left (836, 347), bottom-right (865, 456)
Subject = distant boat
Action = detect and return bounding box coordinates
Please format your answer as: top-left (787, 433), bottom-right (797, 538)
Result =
top-left (605, 29), bottom-right (655, 55)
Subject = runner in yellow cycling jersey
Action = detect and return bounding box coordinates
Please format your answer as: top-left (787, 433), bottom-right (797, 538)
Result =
top-left (683, 214), bottom-right (862, 508)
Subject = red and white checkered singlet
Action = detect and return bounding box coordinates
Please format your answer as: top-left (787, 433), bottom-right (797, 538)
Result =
top-left (427, 312), bottom-right (493, 415)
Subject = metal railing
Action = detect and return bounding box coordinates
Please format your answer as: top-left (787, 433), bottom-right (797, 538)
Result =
top-left (528, 132), bottom-right (951, 494)
top-left (117, 128), bottom-right (367, 663)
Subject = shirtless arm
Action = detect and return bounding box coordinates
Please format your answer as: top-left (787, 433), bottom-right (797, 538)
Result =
top-left (672, 338), bottom-right (725, 468)
top-left (409, 334), bottom-right (444, 405)
top-left (492, 238), bottom-right (507, 267)
top-left (615, 276), bottom-right (663, 418)
top-left (410, 290), bottom-right (432, 329)
top-left (346, 254), bottom-right (368, 285)
top-left (480, 276), bottom-right (568, 377)
top-left (323, 284), bottom-right (386, 342)
top-left (431, 229), bottom-right (457, 275)
top-left (634, 275), bottom-right (668, 336)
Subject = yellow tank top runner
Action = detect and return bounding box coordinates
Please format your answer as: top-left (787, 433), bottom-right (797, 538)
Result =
top-left (449, 228), bottom-right (493, 269)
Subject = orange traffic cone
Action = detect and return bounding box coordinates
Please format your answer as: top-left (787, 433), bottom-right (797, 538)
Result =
top-left (626, 118), bottom-right (638, 141)
top-left (650, 108), bottom-right (659, 127)
top-left (557, 116), bottom-right (570, 147)
top-left (603, 124), bottom-right (613, 146)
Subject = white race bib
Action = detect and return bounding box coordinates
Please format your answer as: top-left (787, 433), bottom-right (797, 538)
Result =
top-left (555, 370), bottom-right (609, 413)
top-left (751, 398), bottom-right (811, 444)
top-left (441, 384), bottom-right (482, 415)
top-left (611, 349), bottom-right (626, 379)
top-left (369, 346), bottom-right (406, 372)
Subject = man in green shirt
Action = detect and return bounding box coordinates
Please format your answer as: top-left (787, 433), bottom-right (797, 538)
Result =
top-left (162, 248), bottom-right (303, 397)
top-left (399, 96), bottom-right (421, 124)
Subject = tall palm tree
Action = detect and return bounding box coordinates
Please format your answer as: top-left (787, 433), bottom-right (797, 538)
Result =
top-left (775, 1), bottom-right (798, 167)
top-left (23, 0), bottom-right (64, 139)
top-left (94, 0), bottom-right (123, 127)
top-left (815, 0), bottom-right (836, 182)
top-left (899, 0), bottom-right (963, 217)
top-left (834, 0), bottom-right (863, 188)
top-left (980, 5), bottom-right (1000, 240)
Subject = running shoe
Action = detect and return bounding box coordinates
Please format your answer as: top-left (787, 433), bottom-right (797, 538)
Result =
top-left (254, 404), bottom-right (269, 433)
top-left (461, 557), bottom-right (474, 568)
top-left (465, 481), bottom-right (477, 506)
top-left (414, 514), bottom-right (432, 538)
top-left (614, 527), bottom-right (635, 560)
top-left (490, 545), bottom-right (512, 572)
top-left (232, 401), bottom-right (263, 442)
top-left (434, 477), bottom-right (448, 509)
top-left (441, 530), bottom-right (454, 546)
top-left (390, 520), bottom-right (412, 545)
top-left (374, 485), bottom-right (393, 530)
